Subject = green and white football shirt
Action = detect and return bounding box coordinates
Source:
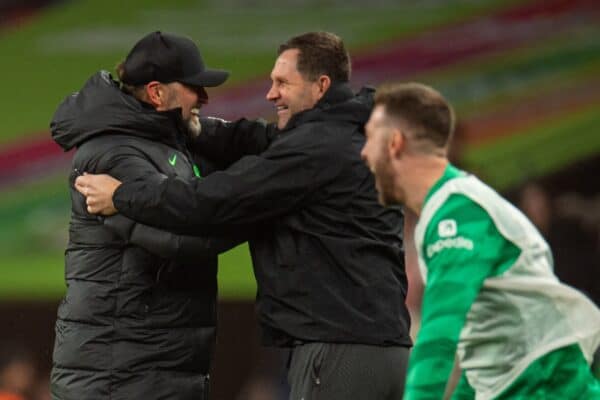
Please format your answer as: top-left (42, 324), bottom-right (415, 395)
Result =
top-left (405, 164), bottom-right (600, 399)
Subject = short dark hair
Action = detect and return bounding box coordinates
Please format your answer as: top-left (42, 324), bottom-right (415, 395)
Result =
top-left (375, 82), bottom-right (455, 149)
top-left (278, 32), bottom-right (350, 82)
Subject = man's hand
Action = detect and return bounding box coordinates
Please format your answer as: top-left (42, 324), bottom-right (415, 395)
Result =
top-left (74, 173), bottom-right (122, 215)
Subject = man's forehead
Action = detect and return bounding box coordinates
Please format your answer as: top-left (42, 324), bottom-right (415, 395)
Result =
top-left (273, 49), bottom-right (300, 71)
top-left (278, 48), bottom-right (300, 61)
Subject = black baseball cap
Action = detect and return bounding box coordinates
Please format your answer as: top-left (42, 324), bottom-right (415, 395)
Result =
top-left (121, 31), bottom-right (229, 87)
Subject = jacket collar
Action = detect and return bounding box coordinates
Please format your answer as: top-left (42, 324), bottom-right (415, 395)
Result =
top-left (279, 81), bottom-right (354, 132)
top-left (315, 81), bottom-right (354, 109)
top-left (51, 71), bottom-right (190, 151)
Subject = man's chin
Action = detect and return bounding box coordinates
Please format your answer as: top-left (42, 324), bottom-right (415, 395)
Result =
top-left (378, 193), bottom-right (389, 207)
top-left (187, 116), bottom-right (202, 138)
top-left (378, 190), bottom-right (398, 207)
top-left (277, 116), bottom-right (290, 130)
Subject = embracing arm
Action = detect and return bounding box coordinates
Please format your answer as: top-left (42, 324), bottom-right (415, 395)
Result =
top-left (110, 127), bottom-right (344, 230)
top-left (74, 145), bottom-right (171, 216)
top-left (103, 214), bottom-right (247, 263)
top-left (404, 195), bottom-right (520, 400)
top-left (191, 117), bottom-right (276, 167)
top-left (76, 144), bottom-right (249, 258)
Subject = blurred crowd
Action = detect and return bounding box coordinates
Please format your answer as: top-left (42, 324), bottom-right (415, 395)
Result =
top-left (0, 343), bottom-right (48, 400)
top-left (0, 342), bottom-right (290, 400)
top-left (516, 181), bottom-right (599, 305)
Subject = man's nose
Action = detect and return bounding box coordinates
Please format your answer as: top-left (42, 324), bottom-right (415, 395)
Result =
top-left (266, 84), bottom-right (278, 101)
top-left (360, 145), bottom-right (368, 162)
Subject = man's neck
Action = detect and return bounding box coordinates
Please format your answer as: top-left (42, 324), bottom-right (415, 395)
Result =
top-left (400, 156), bottom-right (448, 216)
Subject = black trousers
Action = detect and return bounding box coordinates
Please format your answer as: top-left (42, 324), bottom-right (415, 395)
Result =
top-left (287, 342), bottom-right (409, 400)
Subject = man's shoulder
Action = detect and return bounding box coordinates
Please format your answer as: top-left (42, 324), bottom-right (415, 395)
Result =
top-left (417, 180), bottom-right (491, 242)
top-left (426, 193), bottom-right (491, 231)
top-left (421, 178), bottom-right (493, 231)
top-left (288, 89), bottom-right (370, 134)
top-left (78, 133), bottom-right (148, 152)
top-left (286, 118), bottom-right (359, 145)
top-left (419, 193), bottom-right (496, 266)
top-left (266, 122), bottom-right (357, 169)
top-left (75, 133), bottom-right (175, 166)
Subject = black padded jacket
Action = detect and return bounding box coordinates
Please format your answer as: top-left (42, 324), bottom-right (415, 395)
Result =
top-left (49, 71), bottom-right (224, 400)
top-left (112, 83), bottom-right (412, 348)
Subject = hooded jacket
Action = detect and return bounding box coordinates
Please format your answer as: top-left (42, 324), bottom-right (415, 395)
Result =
top-left (112, 82), bottom-right (412, 347)
top-left (50, 71), bottom-right (217, 400)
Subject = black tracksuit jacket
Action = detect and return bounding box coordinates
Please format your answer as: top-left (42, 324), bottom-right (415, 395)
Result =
top-left (113, 82), bottom-right (412, 348)
top-left (50, 71), bottom-right (225, 400)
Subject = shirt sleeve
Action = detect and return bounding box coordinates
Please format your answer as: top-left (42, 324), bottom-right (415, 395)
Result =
top-left (103, 214), bottom-right (247, 263)
top-left (404, 194), bottom-right (520, 400)
top-left (113, 124), bottom-right (346, 230)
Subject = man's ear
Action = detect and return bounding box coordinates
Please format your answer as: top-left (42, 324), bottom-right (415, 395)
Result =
top-left (313, 75), bottom-right (331, 100)
top-left (145, 81), bottom-right (163, 108)
top-left (389, 129), bottom-right (405, 158)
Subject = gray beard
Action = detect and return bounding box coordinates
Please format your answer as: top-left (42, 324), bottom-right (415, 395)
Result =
top-left (186, 115), bottom-right (202, 138)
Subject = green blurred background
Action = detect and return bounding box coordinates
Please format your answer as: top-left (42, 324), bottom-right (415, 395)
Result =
top-left (1, 1), bottom-right (599, 398)
top-left (1, 0), bottom-right (598, 300)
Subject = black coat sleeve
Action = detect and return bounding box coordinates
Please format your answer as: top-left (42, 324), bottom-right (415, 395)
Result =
top-left (103, 214), bottom-right (246, 263)
top-left (113, 124), bottom-right (346, 230)
top-left (191, 117), bottom-right (276, 168)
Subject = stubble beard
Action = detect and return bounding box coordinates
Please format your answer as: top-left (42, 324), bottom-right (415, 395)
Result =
top-left (277, 113), bottom-right (290, 130)
top-left (374, 153), bottom-right (398, 207)
top-left (377, 179), bottom-right (396, 206)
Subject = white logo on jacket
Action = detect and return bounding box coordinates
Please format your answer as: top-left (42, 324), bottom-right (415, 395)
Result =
top-left (438, 219), bottom-right (457, 237)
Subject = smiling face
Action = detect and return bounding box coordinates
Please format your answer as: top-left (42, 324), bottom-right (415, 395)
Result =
top-left (266, 49), bottom-right (323, 130)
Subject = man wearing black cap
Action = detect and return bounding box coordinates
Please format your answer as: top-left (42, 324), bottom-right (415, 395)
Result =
top-left (76, 32), bottom-right (411, 399)
top-left (49, 31), bottom-right (233, 400)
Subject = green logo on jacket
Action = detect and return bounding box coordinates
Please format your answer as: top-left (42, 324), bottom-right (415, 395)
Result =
top-left (168, 154), bottom-right (177, 166)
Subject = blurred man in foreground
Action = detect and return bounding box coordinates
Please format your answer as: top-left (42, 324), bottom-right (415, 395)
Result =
top-left (50, 31), bottom-right (232, 399)
top-left (75, 32), bottom-right (412, 399)
top-left (361, 82), bottom-right (600, 399)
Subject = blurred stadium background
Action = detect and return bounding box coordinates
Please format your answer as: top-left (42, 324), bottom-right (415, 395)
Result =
top-left (0, 0), bottom-right (598, 399)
